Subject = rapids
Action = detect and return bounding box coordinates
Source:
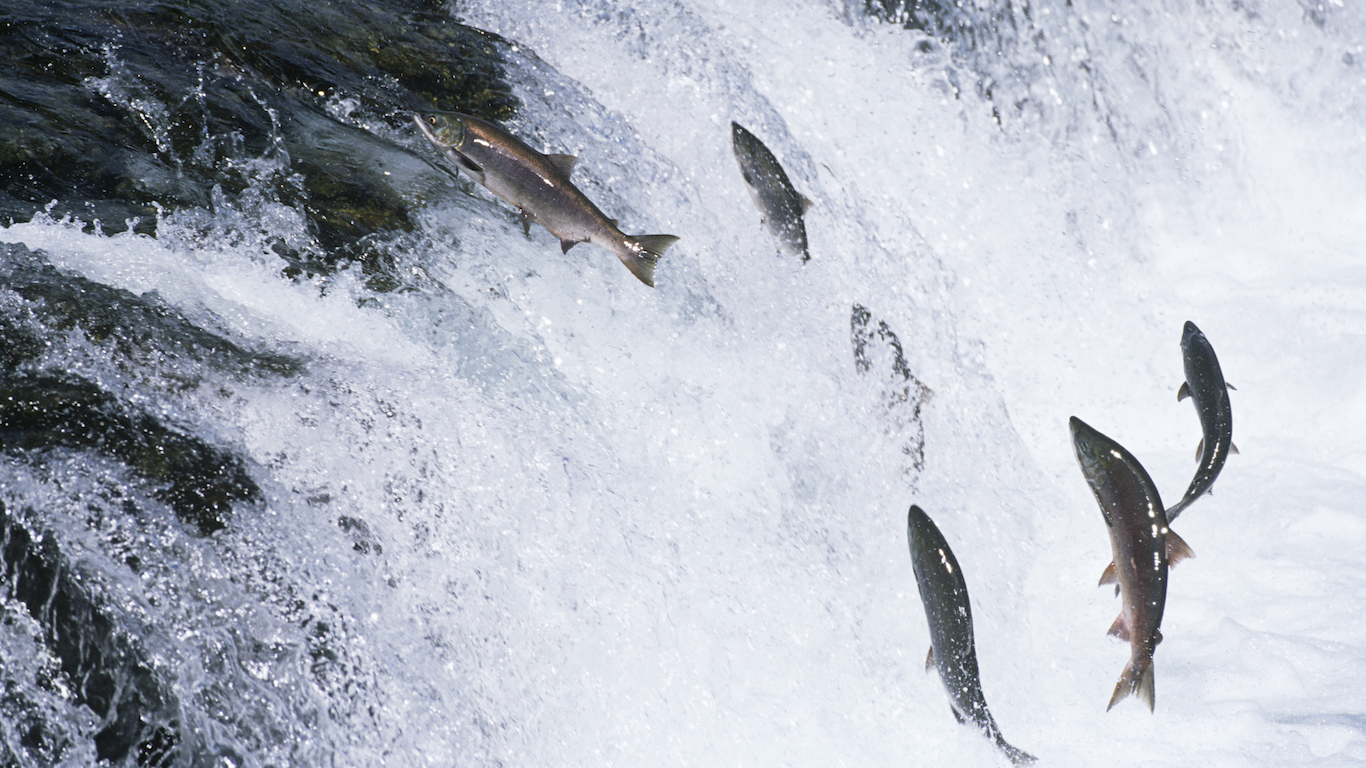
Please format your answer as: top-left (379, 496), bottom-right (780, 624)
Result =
top-left (1, 0), bottom-right (1364, 765)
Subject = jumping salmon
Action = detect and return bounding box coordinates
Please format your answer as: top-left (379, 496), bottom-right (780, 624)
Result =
top-left (907, 504), bottom-right (1036, 763)
top-left (414, 112), bottom-right (678, 286)
top-left (1070, 417), bottom-right (1193, 712)
top-left (1165, 321), bottom-right (1236, 522)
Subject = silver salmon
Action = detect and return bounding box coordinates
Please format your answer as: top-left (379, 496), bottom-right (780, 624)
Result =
top-left (1069, 417), bottom-right (1192, 712)
top-left (731, 121), bottom-right (811, 261)
top-left (414, 112), bottom-right (678, 286)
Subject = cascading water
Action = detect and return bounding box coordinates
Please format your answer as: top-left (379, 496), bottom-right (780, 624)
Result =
top-left (1, 0), bottom-right (1364, 765)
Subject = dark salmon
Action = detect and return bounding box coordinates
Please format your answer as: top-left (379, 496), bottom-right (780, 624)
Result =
top-left (907, 505), bottom-right (1035, 763)
top-left (1166, 321), bottom-right (1236, 522)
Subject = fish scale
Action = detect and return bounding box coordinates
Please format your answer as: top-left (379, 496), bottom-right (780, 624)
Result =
top-left (414, 112), bottom-right (678, 287)
top-left (906, 504), bottom-right (1036, 764)
top-left (1070, 417), bottom-right (1193, 712)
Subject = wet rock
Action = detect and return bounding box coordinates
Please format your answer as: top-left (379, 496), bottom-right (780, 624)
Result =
top-left (0, 373), bottom-right (261, 536)
top-left (0, 0), bottom-right (519, 281)
top-left (851, 304), bottom-right (933, 482)
top-left (861, 0), bottom-right (1022, 54)
top-left (0, 242), bottom-right (304, 383)
top-left (0, 501), bottom-right (186, 765)
top-left (858, 0), bottom-right (1042, 125)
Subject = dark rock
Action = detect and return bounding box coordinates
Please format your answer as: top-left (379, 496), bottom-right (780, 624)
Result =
top-left (851, 304), bottom-right (933, 480)
top-left (0, 501), bottom-right (186, 765)
top-left (0, 372), bottom-right (261, 536)
top-left (0, 0), bottom-right (519, 281)
top-left (0, 242), bottom-right (304, 383)
top-left (862, 0), bottom-right (1022, 54)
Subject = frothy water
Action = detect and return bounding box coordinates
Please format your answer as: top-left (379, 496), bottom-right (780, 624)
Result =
top-left (3, 0), bottom-right (1366, 765)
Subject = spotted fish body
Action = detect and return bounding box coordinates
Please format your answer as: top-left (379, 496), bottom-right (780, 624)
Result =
top-left (414, 112), bottom-right (678, 286)
top-left (1070, 417), bottom-right (1192, 712)
top-left (907, 505), bottom-right (1036, 764)
top-left (1166, 321), bottom-right (1235, 522)
top-left (730, 121), bottom-right (811, 261)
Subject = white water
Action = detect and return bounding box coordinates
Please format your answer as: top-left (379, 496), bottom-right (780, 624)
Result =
top-left (4, 0), bottom-right (1366, 765)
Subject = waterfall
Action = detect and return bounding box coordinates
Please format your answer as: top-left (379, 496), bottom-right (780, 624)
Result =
top-left (0, 0), bottom-right (1363, 764)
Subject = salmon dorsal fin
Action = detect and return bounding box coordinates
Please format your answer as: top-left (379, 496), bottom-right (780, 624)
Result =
top-left (1166, 528), bottom-right (1195, 566)
top-left (547, 153), bottom-right (578, 178)
top-left (800, 194), bottom-right (814, 214)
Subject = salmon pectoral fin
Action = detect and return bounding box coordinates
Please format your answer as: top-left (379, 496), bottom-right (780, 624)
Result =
top-left (519, 210), bottom-right (534, 236)
top-left (449, 151), bottom-right (484, 181)
top-left (1231, 442), bottom-right (1240, 455)
top-left (1167, 528), bottom-right (1195, 565)
top-left (1107, 613), bottom-right (1130, 642)
top-left (1107, 656), bottom-right (1155, 712)
top-left (1098, 561), bottom-right (1118, 587)
top-left (1177, 381), bottom-right (1191, 401)
top-left (560, 238), bottom-right (582, 254)
top-left (925, 646), bottom-right (936, 673)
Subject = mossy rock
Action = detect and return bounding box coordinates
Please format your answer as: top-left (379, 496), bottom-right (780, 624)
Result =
top-left (0, 0), bottom-right (519, 281)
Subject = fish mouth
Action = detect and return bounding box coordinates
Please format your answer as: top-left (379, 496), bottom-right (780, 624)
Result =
top-left (412, 112), bottom-right (443, 144)
top-left (412, 112), bottom-right (483, 178)
top-left (1069, 416), bottom-right (1108, 475)
top-left (1180, 320), bottom-right (1205, 352)
top-left (731, 121), bottom-right (757, 152)
top-left (412, 112), bottom-right (467, 149)
top-left (1069, 416), bottom-right (1095, 456)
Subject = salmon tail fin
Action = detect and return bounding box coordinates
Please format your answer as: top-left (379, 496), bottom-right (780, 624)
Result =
top-left (994, 737), bottom-right (1038, 765)
top-left (621, 234), bottom-right (679, 287)
top-left (1107, 656), bottom-right (1155, 712)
